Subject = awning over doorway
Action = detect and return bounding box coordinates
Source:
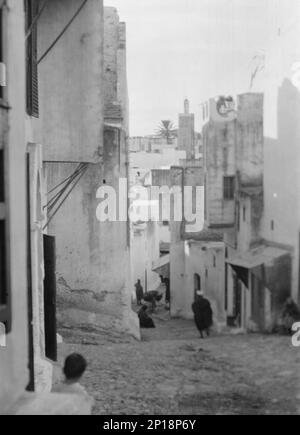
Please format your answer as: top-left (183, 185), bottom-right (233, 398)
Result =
top-left (226, 245), bottom-right (289, 269)
top-left (230, 265), bottom-right (249, 288)
top-left (226, 245), bottom-right (291, 300)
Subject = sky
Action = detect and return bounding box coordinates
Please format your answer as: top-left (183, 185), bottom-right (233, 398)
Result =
top-left (103, 0), bottom-right (299, 136)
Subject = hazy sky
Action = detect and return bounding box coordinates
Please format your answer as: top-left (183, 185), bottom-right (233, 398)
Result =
top-left (103, 0), bottom-right (298, 135)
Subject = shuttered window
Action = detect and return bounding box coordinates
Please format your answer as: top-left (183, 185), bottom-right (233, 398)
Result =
top-left (25, 0), bottom-right (39, 117)
top-left (223, 176), bottom-right (235, 200)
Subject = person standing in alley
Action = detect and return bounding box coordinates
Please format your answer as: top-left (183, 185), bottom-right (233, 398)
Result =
top-left (135, 279), bottom-right (144, 305)
top-left (192, 290), bottom-right (213, 338)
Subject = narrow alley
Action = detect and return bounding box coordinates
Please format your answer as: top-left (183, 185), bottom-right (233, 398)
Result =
top-left (55, 312), bottom-right (300, 415)
top-left (1, 0), bottom-right (300, 417)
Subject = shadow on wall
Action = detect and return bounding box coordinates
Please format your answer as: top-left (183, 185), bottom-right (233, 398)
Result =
top-left (263, 77), bottom-right (300, 310)
top-left (264, 77), bottom-right (300, 237)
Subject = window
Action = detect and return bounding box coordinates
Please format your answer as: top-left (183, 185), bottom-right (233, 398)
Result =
top-left (194, 273), bottom-right (201, 291)
top-left (25, 0), bottom-right (39, 117)
top-left (243, 205), bottom-right (246, 222)
top-left (236, 201), bottom-right (240, 232)
top-left (213, 255), bottom-right (216, 268)
top-left (223, 176), bottom-right (235, 200)
top-left (271, 220), bottom-right (275, 231)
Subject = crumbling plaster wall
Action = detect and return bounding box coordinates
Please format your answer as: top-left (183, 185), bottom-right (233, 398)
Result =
top-left (104, 7), bottom-right (119, 106)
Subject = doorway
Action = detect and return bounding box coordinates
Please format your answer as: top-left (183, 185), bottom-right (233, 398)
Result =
top-left (43, 235), bottom-right (57, 361)
top-left (194, 273), bottom-right (201, 301)
top-left (233, 274), bottom-right (242, 327)
top-left (251, 273), bottom-right (265, 331)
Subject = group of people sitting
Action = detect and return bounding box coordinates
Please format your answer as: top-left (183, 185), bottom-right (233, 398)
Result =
top-left (135, 277), bottom-right (170, 308)
top-left (135, 277), bottom-right (214, 337)
top-left (135, 277), bottom-right (170, 329)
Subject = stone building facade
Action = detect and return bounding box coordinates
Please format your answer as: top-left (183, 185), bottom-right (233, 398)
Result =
top-left (203, 92), bottom-right (296, 331)
top-left (0, 0), bottom-right (138, 415)
top-left (142, 162), bottom-right (226, 325)
top-left (42, 3), bottom-right (138, 341)
top-left (167, 164), bottom-right (225, 322)
top-left (250, 17), bottom-right (300, 309)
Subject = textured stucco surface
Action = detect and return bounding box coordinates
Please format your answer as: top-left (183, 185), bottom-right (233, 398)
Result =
top-left (45, 157), bottom-right (138, 338)
top-left (38, 0), bottom-right (104, 162)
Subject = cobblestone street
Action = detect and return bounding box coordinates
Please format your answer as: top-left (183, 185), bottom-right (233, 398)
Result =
top-left (55, 313), bottom-right (300, 415)
top-left (2, 0), bottom-right (300, 417)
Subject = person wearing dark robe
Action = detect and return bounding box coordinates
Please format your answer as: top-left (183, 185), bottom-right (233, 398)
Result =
top-left (135, 279), bottom-right (144, 305)
top-left (138, 305), bottom-right (155, 328)
top-left (192, 290), bottom-right (213, 338)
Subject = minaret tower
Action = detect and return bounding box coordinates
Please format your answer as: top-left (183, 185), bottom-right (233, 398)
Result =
top-left (178, 98), bottom-right (195, 159)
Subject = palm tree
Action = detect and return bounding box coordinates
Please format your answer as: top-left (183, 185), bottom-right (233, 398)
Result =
top-left (156, 120), bottom-right (177, 144)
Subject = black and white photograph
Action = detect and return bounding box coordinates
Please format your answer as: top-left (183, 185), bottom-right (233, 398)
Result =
top-left (0, 0), bottom-right (300, 418)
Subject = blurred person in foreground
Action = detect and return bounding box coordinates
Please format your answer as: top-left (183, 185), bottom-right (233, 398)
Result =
top-left (52, 353), bottom-right (94, 412)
